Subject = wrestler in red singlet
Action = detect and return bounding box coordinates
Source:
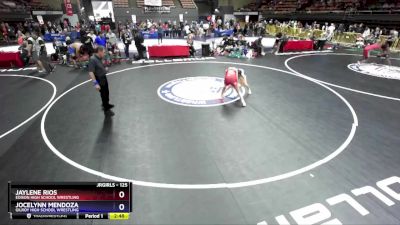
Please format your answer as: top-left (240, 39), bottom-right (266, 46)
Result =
top-left (363, 43), bottom-right (381, 59)
top-left (221, 67), bottom-right (251, 107)
top-left (359, 41), bottom-right (391, 65)
top-left (224, 68), bottom-right (238, 87)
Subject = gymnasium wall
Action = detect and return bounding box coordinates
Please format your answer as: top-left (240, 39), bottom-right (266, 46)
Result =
top-left (113, 7), bottom-right (199, 23)
top-left (262, 12), bottom-right (400, 27)
top-left (218, 0), bottom-right (253, 10)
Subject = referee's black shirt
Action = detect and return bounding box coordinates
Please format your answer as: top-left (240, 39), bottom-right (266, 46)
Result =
top-left (88, 54), bottom-right (107, 82)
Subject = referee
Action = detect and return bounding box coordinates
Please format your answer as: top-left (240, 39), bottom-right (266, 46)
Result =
top-left (89, 46), bottom-right (114, 111)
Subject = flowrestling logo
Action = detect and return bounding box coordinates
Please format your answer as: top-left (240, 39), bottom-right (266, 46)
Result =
top-left (157, 77), bottom-right (245, 107)
top-left (258, 175), bottom-right (400, 225)
top-left (348, 63), bottom-right (400, 80)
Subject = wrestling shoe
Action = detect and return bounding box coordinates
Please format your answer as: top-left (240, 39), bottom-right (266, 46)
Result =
top-left (103, 104), bottom-right (115, 111)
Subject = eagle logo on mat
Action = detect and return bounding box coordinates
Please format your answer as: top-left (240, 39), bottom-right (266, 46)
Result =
top-left (348, 63), bottom-right (400, 80)
top-left (157, 77), bottom-right (245, 107)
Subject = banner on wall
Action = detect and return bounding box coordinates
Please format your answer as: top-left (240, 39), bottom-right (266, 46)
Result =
top-left (179, 14), bottom-right (183, 22)
top-left (245, 15), bottom-right (250, 23)
top-left (64, 0), bottom-right (73, 16)
top-left (144, 0), bottom-right (162, 6)
top-left (131, 15), bottom-right (136, 23)
top-left (144, 6), bottom-right (170, 13)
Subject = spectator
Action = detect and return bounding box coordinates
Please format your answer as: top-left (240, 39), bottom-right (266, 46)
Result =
top-left (38, 34), bottom-right (55, 74)
top-left (19, 41), bottom-right (30, 66)
top-left (163, 22), bottom-right (169, 38)
top-left (134, 31), bottom-right (145, 61)
top-left (121, 29), bottom-right (132, 58)
top-left (81, 30), bottom-right (94, 56)
top-left (157, 24), bottom-right (163, 44)
top-left (27, 33), bottom-right (45, 73)
top-left (17, 31), bottom-right (25, 46)
top-left (88, 30), bottom-right (97, 43)
top-left (187, 32), bottom-right (195, 57)
top-left (1, 22), bottom-right (9, 43)
top-left (337, 23), bottom-right (345, 34)
top-left (374, 27), bottom-right (382, 38)
top-left (106, 29), bottom-right (117, 49)
top-left (95, 22), bottom-right (101, 34)
top-left (362, 27), bottom-right (371, 39)
top-left (95, 32), bottom-right (107, 48)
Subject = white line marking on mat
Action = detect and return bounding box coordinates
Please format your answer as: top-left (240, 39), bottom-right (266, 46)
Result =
top-left (41, 61), bottom-right (358, 189)
top-left (284, 53), bottom-right (400, 102)
top-left (0, 74), bottom-right (57, 139)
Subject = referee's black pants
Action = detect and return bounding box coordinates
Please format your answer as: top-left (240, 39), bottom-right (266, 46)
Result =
top-left (99, 78), bottom-right (110, 108)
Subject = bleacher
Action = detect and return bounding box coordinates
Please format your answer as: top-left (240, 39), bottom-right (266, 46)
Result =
top-left (244, 0), bottom-right (400, 13)
top-left (274, 0), bottom-right (298, 13)
top-left (256, 0), bottom-right (299, 13)
top-left (305, 0), bottom-right (361, 12)
top-left (179, 0), bottom-right (197, 9)
top-left (30, 0), bottom-right (51, 10)
top-left (136, 0), bottom-right (175, 8)
top-left (0, 0), bottom-right (30, 13)
top-left (365, 0), bottom-right (400, 10)
top-left (113, 0), bottom-right (129, 8)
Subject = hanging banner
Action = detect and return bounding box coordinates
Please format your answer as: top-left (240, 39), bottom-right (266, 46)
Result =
top-left (144, 6), bottom-right (170, 13)
top-left (131, 15), bottom-right (136, 23)
top-left (179, 14), bottom-right (183, 23)
top-left (245, 15), bottom-right (250, 23)
top-left (64, 0), bottom-right (73, 16)
top-left (144, 0), bottom-right (162, 6)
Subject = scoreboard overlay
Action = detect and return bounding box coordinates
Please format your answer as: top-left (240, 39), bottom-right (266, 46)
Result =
top-left (8, 182), bottom-right (132, 220)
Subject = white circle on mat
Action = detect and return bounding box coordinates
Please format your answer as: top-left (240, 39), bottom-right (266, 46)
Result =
top-left (348, 63), bottom-right (400, 80)
top-left (41, 61), bottom-right (358, 189)
top-left (0, 74), bottom-right (56, 140)
top-left (284, 53), bottom-right (400, 101)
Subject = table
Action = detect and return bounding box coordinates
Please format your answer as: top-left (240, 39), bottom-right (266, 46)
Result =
top-left (0, 52), bottom-right (24, 68)
top-left (147, 45), bottom-right (190, 58)
top-left (282, 40), bottom-right (314, 52)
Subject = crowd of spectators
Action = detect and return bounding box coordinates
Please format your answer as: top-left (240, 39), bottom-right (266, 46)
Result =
top-left (0, 19), bottom-right (80, 44)
top-left (271, 19), bottom-right (398, 36)
top-left (6, 16), bottom-right (273, 71)
top-left (268, 19), bottom-right (399, 48)
top-left (4, 15), bottom-right (400, 72)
